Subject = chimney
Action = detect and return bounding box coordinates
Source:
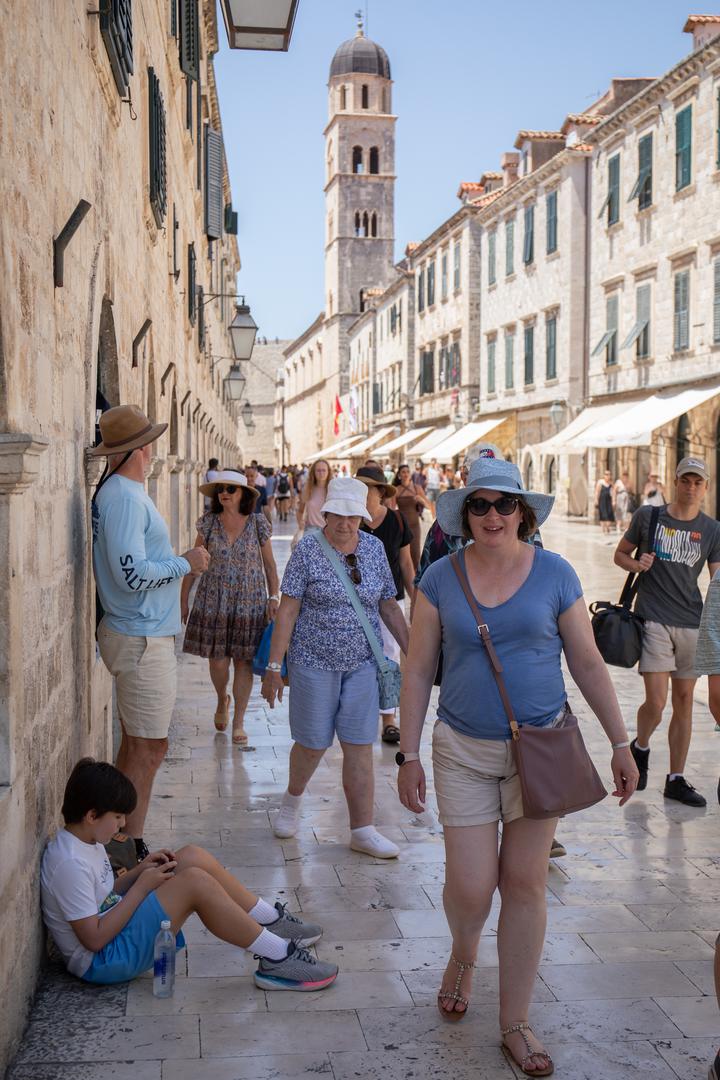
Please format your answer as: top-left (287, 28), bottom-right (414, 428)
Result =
top-left (501, 152), bottom-right (520, 188)
top-left (683, 14), bottom-right (720, 51)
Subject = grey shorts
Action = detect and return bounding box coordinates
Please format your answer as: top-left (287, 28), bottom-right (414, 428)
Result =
top-left (426, 488), bottom-right (440, 504)
top-left (639, 621), bottom-right (698, 680)
top-left (287, 661), bottom-right (379, 750)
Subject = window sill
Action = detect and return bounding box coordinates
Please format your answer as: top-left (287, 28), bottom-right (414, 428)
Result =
top-left (505, 273), bottom-right (516, 283)
top-left (486, 392), bottom-right (497, 400)
top-left (634, 356), bottom-right (654, 366)
top-left (671, 348), bottom-right (693, 359)
top-left (504, 388), bottom-right (516, 396)
top-left (488, 282), bottom-right (497, 292)
top-left (606, 220), bottom-right (623, 235)
top-left (544, 377), bottom-right (559, 386)
top-left (524, 383), bottom-right (536, 391)
top-left (604, 361), bottom-right (619, 370)
top-left (635, 204), bottom-right (655, 218)
top-left (674, 183), bottom-right (696, 202)
top-left (453, 287), bottom-right (462, 296)
top-left (545, 250), bottom-right (560, 262)
top-left (523, 262), bottom-right (536, 272)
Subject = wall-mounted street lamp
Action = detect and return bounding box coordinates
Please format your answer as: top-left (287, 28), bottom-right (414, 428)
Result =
top-left (224, 364), bottom-right (247, 401)
top-left (241, 401), bottom-right (254, 428)
top-left (549, 400), bottom-right (565, 432)
top-left (219, 0), bottom-right (299, 51)
top-left (229, 301), bottom-right (258, 361)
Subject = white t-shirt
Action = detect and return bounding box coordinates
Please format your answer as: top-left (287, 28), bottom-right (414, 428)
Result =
top-left (426, 466), bottom-right (442, 489)
top-left (41, 828), bottom-right (122, 976)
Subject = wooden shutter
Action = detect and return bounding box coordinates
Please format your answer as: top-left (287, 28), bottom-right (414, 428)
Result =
top-left (546, 191), bottom-right (557, 253)
top-left (488, 232), bottom-right (496, 284)
top-left (205, 128), bottom-right (224, 239)
top-left (148, 68), bottom-right (167, 227)
top-left (714, 259), bottom-right (720, 345)
top-left (188, 243), bottom-right (196, 325)
top-left (197, 285), bottom-right (205, 350)
top-left (506, 220), bottom-right (514, 275)
top-left (505, 333), bottom-right (514, 388)
top-left (100, 0), bottom-right (133, 97)
top-left (674, 271), bottom-right (689, 350)
top-left (675, 107), bottom-right (692, 190)
top-left (545, 317), bottom-right (556, 379)
top-left (180, 0), bottom-right (199, 80)
top-left (607, 294), bottom-right (618, 365)
top-left (608, 155), bottom-right (620, 224)
top-left (638, 134), bottom-right (652, 207)
top-left (487, 340), bottom-right (496, 393)
top-left (524, 326), bottom-right (534, 384)
top-left (523, 205), bottom-right (534, 264)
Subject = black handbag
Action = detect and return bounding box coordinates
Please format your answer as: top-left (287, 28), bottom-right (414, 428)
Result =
top-left (589, 505), bottom-right (660, 668)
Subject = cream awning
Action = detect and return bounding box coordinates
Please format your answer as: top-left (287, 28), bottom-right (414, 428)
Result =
top-left (335, 426), bottom-right (396, 459)
top-left (407, 424), bottom-right (456, 457)
top-left (374, 426), bottom-right (433, 454)
top-left (534, 403), bottom-right (634, 456)
top-left (304, 434), bottom-right (366, 463)
top-left (572, 383), bottom-right (720, 449)
top-left (427, 417), bottom-right (510, 463)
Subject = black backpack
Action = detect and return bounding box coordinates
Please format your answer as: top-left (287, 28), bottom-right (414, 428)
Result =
top-left (278, 474), bottom-right (290, 495)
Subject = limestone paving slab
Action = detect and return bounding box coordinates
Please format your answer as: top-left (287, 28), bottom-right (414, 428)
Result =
top-left (13, 1015), bottom-right (200, 1063)
top-left (401, 966), bottom-right (555, 1006)
top-left (8, 1067), bottom-right (161, 1080)
top-left (674, 959), bottom-right (716, 994)
top-left (538, 961), bottom-right (701, 1001)
top-left (295, 883), bottom-right (434, 911)
top-left (329, 1045), bottom-right (513, 1080)
top-left (199, 1010), bottom-right (367, 1056)
top-left (581, 930), bottom-right (715, 963)
top-left (160, 1055), bottom-right (332, 1080)
top-left (265, 970), bottom-right (413, 1012)
top-left (126, 975), bottom-right (265, 1015)
top-left (653, 995), bottom-right (720, 1037)
top-left (653, 1036), bottom-right (720, 1078)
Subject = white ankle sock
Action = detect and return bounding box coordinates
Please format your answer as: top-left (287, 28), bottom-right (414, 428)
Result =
top-left (634, 743), bottom-right (650, 752)
top-left (668, 772), bottom-right (683, 781)
top-left (248, 897), bottom-right (278, 925)
top-left (350, 825), bottom-right (376, 841)
top-left (249, 928), bottom-right (289, 961)
top-left (281, 791), bottom-right (303, 809)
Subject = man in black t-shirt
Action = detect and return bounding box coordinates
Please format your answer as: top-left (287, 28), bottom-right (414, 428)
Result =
top-left (615, 457), bottom-right (720, 806)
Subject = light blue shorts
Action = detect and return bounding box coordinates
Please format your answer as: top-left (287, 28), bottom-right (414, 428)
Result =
top-left (288, 660), bottom-right (379, 749)
top-left (82, 892), bottom-right (186, 985)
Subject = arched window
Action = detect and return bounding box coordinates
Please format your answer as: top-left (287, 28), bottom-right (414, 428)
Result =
top-left (676, 412), bottom-right (691, 464)
top-left (362, 211), bottom-right (369, 237)
top-left (340, 85), bottom-right (347, 110)
top-left (359, 289), bottom-right (366, 313)
top-left (354, 211), bottom-right (363, 237)
top-left (361, 84), bottom-right (369, 109)
top-left (370, 212), bottom-right (378, 237)
top-left (352, 146), bottom-right (363, 174)
top-left (369, 147), bottom-right (379, 174)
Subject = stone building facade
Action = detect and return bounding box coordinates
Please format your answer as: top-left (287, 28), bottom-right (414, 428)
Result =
top-left (243, 338), bottom-right (290, 468)
top-left (0, 0), bottom-right (251, 1067)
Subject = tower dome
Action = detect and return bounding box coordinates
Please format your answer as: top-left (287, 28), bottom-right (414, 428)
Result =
top-left (329, 29), bottom-right (391, 80)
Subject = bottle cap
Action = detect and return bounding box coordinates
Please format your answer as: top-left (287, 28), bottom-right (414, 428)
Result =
top-left (160, 920), bottom-right (171, 930)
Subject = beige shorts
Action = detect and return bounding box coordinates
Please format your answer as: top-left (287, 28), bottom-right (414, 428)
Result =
top-left (97, 620), bottom-right (177, 739)
top-left (639, 621), bottom-right (698, 680)
top-left (431, 720), bottom-right (523, 827)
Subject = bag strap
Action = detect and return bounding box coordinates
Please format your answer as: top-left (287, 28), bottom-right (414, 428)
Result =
top-left (618, 504), bottom-right (661, 609)
top-left (316, 532), bottom-right (387, 670)
top-left (449, 551), bottom-right (520, 740)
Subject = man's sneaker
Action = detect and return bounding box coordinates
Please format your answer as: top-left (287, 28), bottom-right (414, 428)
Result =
top-left (549, 837), bottom-right (566, 859)
top-left (630, 739), bottom-right (649, 791)
top-left (134, 838), bottom-right (150, 862)
top-left (663, 775), bottom-right (707, 807)
top-left (709, 1047), bottom-right (720, 1079)
top-left (266, 901), bottom-right (323, 947)
top-left (273, 804), bottom-right (300, 839)
top-left (253, 940), bottom-right (338, 991)
top-left (350, 828), bottom-right (400, 859)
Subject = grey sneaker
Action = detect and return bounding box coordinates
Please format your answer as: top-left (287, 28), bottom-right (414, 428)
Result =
top-left (253, 940), bottom-right (339, 991)
top-left (266, 901), bottom-right (323, 947)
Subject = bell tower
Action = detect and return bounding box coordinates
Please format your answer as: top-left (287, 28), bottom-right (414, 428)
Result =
top-left (324, 18), bottom-right (396, 322)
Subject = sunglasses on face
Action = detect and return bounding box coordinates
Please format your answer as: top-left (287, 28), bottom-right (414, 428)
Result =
top-left (466, 494), bottom-right (520, 517)
top-left (345, 553), bottom-right (362, 585)
top-left (217, 485), bottom-right (239, 494)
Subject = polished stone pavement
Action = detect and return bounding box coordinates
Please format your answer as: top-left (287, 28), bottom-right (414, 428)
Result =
top-left (8, 516), bottom-right (720, 1079)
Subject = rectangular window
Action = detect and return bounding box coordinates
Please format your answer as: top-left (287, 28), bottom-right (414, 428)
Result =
top-left (441, 252), bottom-right (448, 300)
top-left (420, 350), bottom-right (435, 395)
top-left (546, 191), bottom-right (557, 254)
top-left (523, 325), bottom-right (534, 385)
top-left (545, 316), bottom-right (557, 380)
top-left (488, 232), bottom-right (496, 286)
top-left (714, 258), bottom-right (720, 345)
top-left (629, 133), bottom-right (652, 210)
top-left (675, 105), bottom-right (692, 191)
top-left (592, 295), bottom-right (619, 365)
top-left (487, 339), bottom-right (496, 394)
top-left (148, 68), bottom-right (167, 228)
top-left (504, 332), bottom-right (514, 389)
top-left (453, 242), bottom-right (461, 290)
top-left (598, 154), bottom-right (620, 225)
top-left (622, 284), bottom-right (651, 359)
top-left (505, 219), bottom-right (514, 276)
top-left (417, 266), bottom-right (425, 312)
top-left (673, 269), bottom-right (690, 351)
top-left (427, 261), bottom-right (436, 306)
top-left (450, 341), bottom-right (461, 387)
top-left (523, 205), bottom-right (534, 265)
top-left (398, 298), bottom-right (402, 333)
top-left (100, 0), bottom-right (134, 97)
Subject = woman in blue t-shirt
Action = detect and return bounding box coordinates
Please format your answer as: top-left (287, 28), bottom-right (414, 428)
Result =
top-left (397, 458), bottom-right (638, 1077)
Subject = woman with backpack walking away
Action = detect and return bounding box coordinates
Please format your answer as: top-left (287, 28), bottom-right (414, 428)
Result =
top-left (275, 467), bottom-right (294, 523)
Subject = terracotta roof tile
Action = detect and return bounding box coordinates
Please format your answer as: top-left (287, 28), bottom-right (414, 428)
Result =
top-left (458, 181), bottom-right (485, 192)
top-left (514, 130), bottom-right (564, 148)
top-left (470, 190), bottom-right (504, 209)
top-left (480, 171), bottom-right (503, 180)
top-left (565, 113), bottom-right (602, 125)
top-left (568, 142), bottom-right (594, 152)
top-left (684, 14), bottom-right (720, 29)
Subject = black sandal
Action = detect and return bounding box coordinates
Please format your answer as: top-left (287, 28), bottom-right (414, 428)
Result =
top-left (381, 724), bottom-right (400, 744)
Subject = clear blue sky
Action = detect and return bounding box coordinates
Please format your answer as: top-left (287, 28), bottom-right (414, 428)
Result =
top-left (215, 0), bottom-right (700, 342)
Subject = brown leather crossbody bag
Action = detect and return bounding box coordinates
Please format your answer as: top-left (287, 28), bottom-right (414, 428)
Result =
top-left (450, 552), bottom-right (607, 820)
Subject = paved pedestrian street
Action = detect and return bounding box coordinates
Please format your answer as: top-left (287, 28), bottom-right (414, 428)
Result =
top-left (9, 518), bottom-right (720, 1080)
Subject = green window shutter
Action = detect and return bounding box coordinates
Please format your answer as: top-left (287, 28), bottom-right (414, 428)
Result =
top-left (674, 270), bottom-right (690, 351)
top-left (637, 283), bottom-right (651, 358)
top-left (488, 232), bottom-right (496, 285)
top-left (606, 295), bottom-right (618, 365)
top-left (451, 341), bottom-right (461, 386)
top-left (506, 220), bottom-right (514, 276)
top-left (523, 205), bottom-right (534, 264)
top-left (545, 317), bottom-right (556, 380)
top-left (714, 259), bottom-right (720, 345)
top-left (524, 326), bottom-right (534, 384)
top-left (224, 203), bottom-right (238, 235)
top-left (148, 68), bottom-right (167, 228)
top-left (505, 333), bottom-right (514, 388)
top-left (608, 155), bottom-right (620, 225)
top-left (205, 128), bottom-right (224, 239)
top-left (180, 0), bottom-right (199, 80)
top-left (487, 340), bottom-right (496, 393)
top-left (546, 191), bottom-right (557, 254)
top-left (675, 107), bottom-right (692, 191)
top-left (187, 243), bottom-right (197, 325)
top-left (197, 285), bottom-right (205, 350)
top-left (196, 69), bottom-right (202, 190)
top-left (417, 267), bottom-right (425, 312)
top-left (427, 261), bottom-right (435, 306)
top-left (100, 0), bottom-right (134, 97)
top-left (630, 134), bottom-right (653, 208)
top-left (454, 242), bottom-right (461, 290)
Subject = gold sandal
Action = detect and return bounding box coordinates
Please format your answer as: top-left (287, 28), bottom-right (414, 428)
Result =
top-left (436, 955), bottom-right (474, 1021)
top-left (501, 1022), bottom-right (554, 1077)
top-left (214, 694), bottom-right (230, 732)
top-left (232, 711), bottom-right (248, 745)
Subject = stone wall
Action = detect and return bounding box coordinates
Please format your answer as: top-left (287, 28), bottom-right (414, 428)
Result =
top-left (243, 340), bottom-right (291, 467)
top-left (0, 1), bottom-right (242, 1069)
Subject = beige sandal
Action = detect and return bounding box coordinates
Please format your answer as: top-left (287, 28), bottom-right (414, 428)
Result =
top-left (232, 711), bottom-right (248, 745)
top-left (214, 694), bottom-right (230, 732)
top-left (501, 1022), bottom-right (554, 1077)
top-left (437, 955), bottom-right (474, 1021)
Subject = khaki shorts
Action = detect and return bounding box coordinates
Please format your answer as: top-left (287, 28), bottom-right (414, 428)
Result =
top-left (97, 620), bottom-right (177, 739)
top-left (639, 621), bottom-right (698, 680)
top-left (431, 720), bottom-right (524, 827)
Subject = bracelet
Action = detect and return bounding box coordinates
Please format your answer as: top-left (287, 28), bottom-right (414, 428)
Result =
top-left (266, 661), bottom-right (283, 672)
top-left (268, 594), bottom-right (280, 602)
top-left (611, 740), bottom-right (631, 749)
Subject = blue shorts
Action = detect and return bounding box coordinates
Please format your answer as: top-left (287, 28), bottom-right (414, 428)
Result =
top-left (288, 661), bottom-right (379, 749)
top-left (82, 892), bottom-right (186, 985)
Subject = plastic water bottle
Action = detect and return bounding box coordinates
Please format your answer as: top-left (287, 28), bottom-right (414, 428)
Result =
top-left (153, 920), bottom-right (176, 998)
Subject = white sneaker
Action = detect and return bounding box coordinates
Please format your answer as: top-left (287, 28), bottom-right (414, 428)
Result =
top-left (273, 804), bottom-right (300, 839)
top-left (350, 828), bottom-right (400, 859)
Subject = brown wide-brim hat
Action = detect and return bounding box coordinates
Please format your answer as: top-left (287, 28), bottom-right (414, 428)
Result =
top-left (355, 465), bottom-right (396, 498)
top-left (90, 404), bottom-right (167, 456)
top-left (198, 469), bottom-right (259, 498)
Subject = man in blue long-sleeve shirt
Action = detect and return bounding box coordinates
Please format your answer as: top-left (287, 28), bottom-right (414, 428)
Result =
top-left (91, 406), bottom-right (209, 858)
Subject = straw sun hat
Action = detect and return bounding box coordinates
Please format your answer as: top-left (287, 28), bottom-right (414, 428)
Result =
top-left (90, 404), bottom-right (167, 456)
top-left (198, 469), bottom-right (259, 497)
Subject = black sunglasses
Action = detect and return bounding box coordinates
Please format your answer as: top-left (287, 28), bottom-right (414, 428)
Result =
top-left (345, 553), bottom-right (362, 585)
top-left (217, 484), bottom-right (239, 494)
top-left (466, 494), bottom-right (520, 517)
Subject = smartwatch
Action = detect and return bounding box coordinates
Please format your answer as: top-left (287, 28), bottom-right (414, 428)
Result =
top-left (395, 751), bottom-right (420, 766)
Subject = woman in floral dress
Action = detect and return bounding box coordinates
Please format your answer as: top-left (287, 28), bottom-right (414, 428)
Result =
top-left (182, 470), bottom-right (280, 744)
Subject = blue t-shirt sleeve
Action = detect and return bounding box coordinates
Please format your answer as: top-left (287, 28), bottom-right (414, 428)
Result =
top-left (554, 556), bottom-right (584, 615)
top-left (281, 540), bottom-right (309, 598)
top-left (101, 496), bottom-right (190, 593)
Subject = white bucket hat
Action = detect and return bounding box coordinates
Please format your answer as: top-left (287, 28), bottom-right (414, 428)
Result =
top-left (320, 477), bottom-right (372, 522)
top-left (199, 469), bottom-right (259, 497)
top-left (437, 458), bottom-right (554, 536)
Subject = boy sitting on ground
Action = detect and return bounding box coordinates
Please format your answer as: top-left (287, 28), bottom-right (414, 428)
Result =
top-left (41, 759), bottom-right (338, 991)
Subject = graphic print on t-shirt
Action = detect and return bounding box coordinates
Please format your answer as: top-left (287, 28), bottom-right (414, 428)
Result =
top-left (654, 523), bottom-right (703, 567)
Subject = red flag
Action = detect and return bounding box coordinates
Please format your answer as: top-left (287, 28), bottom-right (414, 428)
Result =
top-left (333, 395), bottom-right (343, 436)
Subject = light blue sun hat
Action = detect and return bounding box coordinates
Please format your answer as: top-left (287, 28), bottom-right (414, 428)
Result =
top-left (436, 457), bottom-right (554, 536)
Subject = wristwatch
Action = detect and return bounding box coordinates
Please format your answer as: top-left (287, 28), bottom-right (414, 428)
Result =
top-left (395, 751), bottom-right (420, 766)
top-left (266, 661), bottom-right (283, 672)
top-left (268, 594), bottom-right (280, 602)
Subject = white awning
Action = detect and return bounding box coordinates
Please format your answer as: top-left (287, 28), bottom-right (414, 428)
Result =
top-left (335, 426), bottom-right (395, 459)
top-left (408, 424), bottom-right (456, 457)
top-left (535, 402), bottom-right (633, 456)
top-left (374, 426), bottom-right (433, 454)
top-left (572, 383), bottom-right (720, 449)
top-left (304, 434), bottom-right (366, 463)
top-left (428, 417), bottom-right (510, 463)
